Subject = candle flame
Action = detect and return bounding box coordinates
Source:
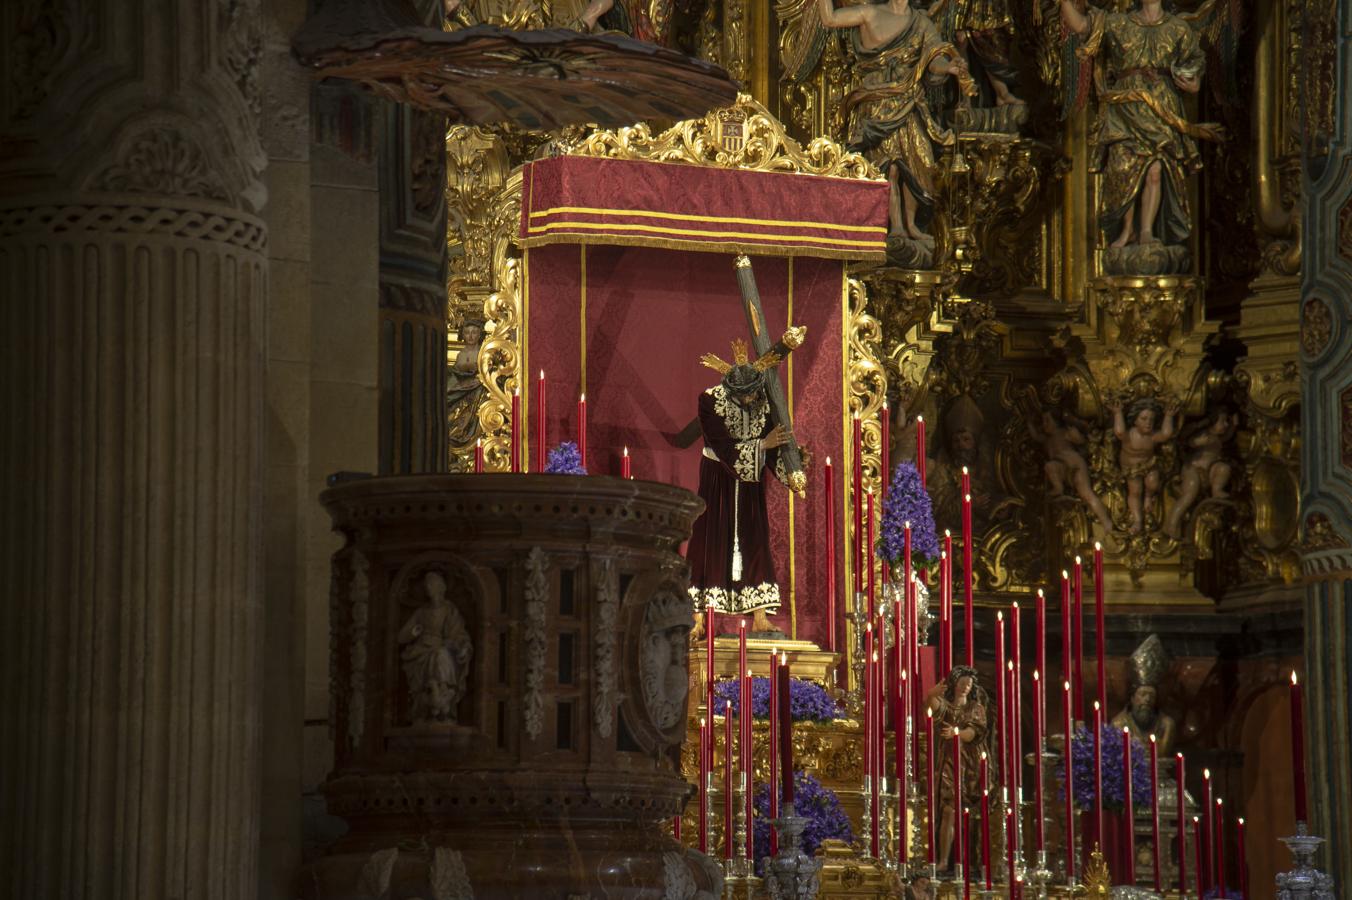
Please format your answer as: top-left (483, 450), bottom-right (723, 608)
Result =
top-left (1204, 768), bottom-right (1211, 779)
top-left (1032, 669), bottom-right (1040, 680)
top-left (1013, 601), bottom-right (1020, 609)
top-left (1123, 726), bottom-right (1130, 734)
top-left (872, 652), bottom-right (878, 662)
top-left (747, 669), bottom-right (752, 678)
top-left (580, 392), bottom-right (585, 402)
top-left (1193, 816), bottom-right (1200, 823)
top-left (1239, 817), bottom-right (1245, 825)
top-left (1037, 588), bottom-right (1044, 597)
top-left (1150, 734), bottom-right (1157, 743)
top-left (997, 611), bottom-right (1003, 621)
top-left (945, 528), bottom-right (951, 537)
top-left (962, 465), bottom-right (968, 475)
top-left (739, 619), bottom-right (746, 630)
top-left (1217, 797), bottom-right (1223, 806)
top-left (1094, 541), bottom-right (1102, 551)
top-left (927, 708), bottom-right (933, 719)
top-left (1093, 700), bottom-right (1100, 711)
top-left (1064, 680), bottom-right (1071, 691)
top-left (700, 717), bottom-right (706, 726)
top-left (1291, 670), bottom-right (1299, 685)
top-left (476, 438), bottom-right (482, 447)
top-left (901, 669), bottom-right (908, 681)
top-left (1061, 570), bottom-right (1069, 579)
top-left (825, 455), bottom-right (831, 465)
top-left (981, 750), bottom-right (987, 759)
top-left (1007, 661), bottom-right (1013, 671)
top-left (905, 520), bottom-right (911, 528)
top-left (917, 415), bottom-right (924, 422)
top-left (623, 446), bottom-right (629, 456)
top-left (539, 369), bottom-right (544, 379)
top-left (1177, 752), bottom-right (1184, 760)
top-left (514, 386), bottom-right (520, 396)
top-left (1075, 555), bottom-right (1082, 564)
top-left (964, 493), bottom-right (971, 502)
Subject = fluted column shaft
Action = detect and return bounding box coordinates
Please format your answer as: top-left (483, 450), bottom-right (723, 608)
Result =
top-left (0, 1), bottom-right (267, 897)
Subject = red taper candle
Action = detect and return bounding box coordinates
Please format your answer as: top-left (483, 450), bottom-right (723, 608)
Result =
top-left (1121, 727), bottom-right (1135, 885)
top-left (779, 655), bottom-right (794, 806)
top-left (1092, 701), bottom-right (1103, 848)
top-left (1291, 670), bottom-right (1308, 823)
top-left (1215, 798), bottom-right (1227, 898)
top-left (927, 707), bottom-right (936, 863)
top-left (982, 786), bottom-right (992, 890)
top-left (962, 480), bottom-right (973, 667)
top-left (853, 414), bottom-right (863, 597)
top-left (953, 732), bottom-right (964, 874)
top-left (1033, 669), bottom-right (1045, 850)
top-left (963, 805), bottom-right (971, 900)
top-left (536, 369), bottom-right (547, 473)
top-left (621, 445), bottom-right (631, 479)
top-left (1176, 753), bottom-right (1186, 897)
top-left (1035, 588), bottom-right (1047, 741)
top-left (1012, 602), bottom-right (1023, 799)
top-left (871, 649), bottom-right (882, 857)
top-left (1150, 734), bottom-right (1161, 893)
top-left (744, 666), bottom-right (755, 864)
top-left (578, 392), bottom-right (587, 471)
top-left (723, 701), bottom-right (734, 861)
top-left (511, 387), bottom-right (520, 473)
top-left (703, 713), bottom-right (713, 848)
top-left (769, 653), bottom-right (780, 855)
top-left (882, 400), bottom-right (891, 487)
top-left (474, 438), bottom-right (484, 473)
top-left (1063, 680), bottom-right (1075, 881)
top-left (939, 546), bottom-right (951, 674)
top-left (1093, 542), bottom-right (1106, 716)
top-left (1201, 768), bottom-right (1212, 894)
top-left (916, 415), bottom-right (927, 488)
top-left (1073, 556), bottom-right (1085, 723)
top-left (1237, 817), bottom-right (1247, 900)
top-left (994, 612), bottom-right (1006, 797)
top-left (1060, 570), bottom-right (1072, 712)
top-left (1193, 817), bottom-right (1204, 900)
top-left (1006, 808), bottom-right (1016, 894)
top-left (825, 456), bottom-right (837, 652)
top-left (867, 490), bottom-right (877, 618)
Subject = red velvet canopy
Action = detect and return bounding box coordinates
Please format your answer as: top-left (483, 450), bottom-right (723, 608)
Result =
top-left (520, 155), bottom-right (889, 646)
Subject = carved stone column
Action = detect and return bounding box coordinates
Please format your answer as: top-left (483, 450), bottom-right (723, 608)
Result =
top-left (378, 101), bottom-right (449, 474)
top-left (0, 1), bottom-right (266, 897)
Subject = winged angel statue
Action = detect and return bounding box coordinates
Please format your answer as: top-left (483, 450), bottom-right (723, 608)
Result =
top-left (1058, 0), bottom-right (1241, 273)
top-left (780, 0), bottom-right (978, 244)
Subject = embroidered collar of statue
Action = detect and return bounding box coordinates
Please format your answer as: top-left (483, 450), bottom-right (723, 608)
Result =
top-left (711, 385), bottom-right (768, 440)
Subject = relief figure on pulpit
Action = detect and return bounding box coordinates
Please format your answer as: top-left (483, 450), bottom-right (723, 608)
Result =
top-left (816, 0), bottom-right (975, 249)
top-left (398, 571), bottom-right (474, 724)
top-left (927, 666), bottom-right (989, 873)
top-left (1109, 396), bottom-right (1179, 534)
top-left (1059, 0), bottom-right (1231, 275)
top-left (447, 318), bottom-right (486, 447)
top-left (687, 339), bottom-right (800, 637)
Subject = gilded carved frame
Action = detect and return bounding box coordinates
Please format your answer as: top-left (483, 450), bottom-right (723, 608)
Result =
top-left (448, 96), bottom-right (888, 662)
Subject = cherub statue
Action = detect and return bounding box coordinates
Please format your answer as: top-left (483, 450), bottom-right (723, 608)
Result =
top-left (1059, 0), bottom-right (1237, 272)
top-left (810, 0), bottom-right (976, 243)
top-left (1109, 396), bottom-right (1180, 535)
top-left (1163, 407), bottom-right (1236, 539)
top-left (1029, 406), bottom-right (1113, 533)
top-left (398, 571), bottom-right (474, 723)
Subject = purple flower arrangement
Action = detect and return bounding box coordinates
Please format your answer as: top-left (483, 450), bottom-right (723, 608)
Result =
top-left (544, 441), bottom-right (587, 475)
top-left (878, 460), bottom-right (940, 568)
top-left (752, 771), bottom-right (854, 875)
top-left (712, 676), bottom-right (843, 723)
top-left (1059, 723), bottom-right (1153, 812)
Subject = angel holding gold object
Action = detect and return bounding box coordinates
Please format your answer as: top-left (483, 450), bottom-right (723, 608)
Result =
top-left (1060, 0), bottom-right (1237, 257)
top-left (687, 333), bottom-right (806, 637)
top-left (810, 0), bottom-right (977, 242)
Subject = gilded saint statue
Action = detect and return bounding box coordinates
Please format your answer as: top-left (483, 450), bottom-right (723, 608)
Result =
top-left (1109, 396), bottom-right (1179, 535)
top-left (1059, 0), bottom-right (1230, 274)
top-left (447, 318), bottom-right (486, 448)
top-left (1110, 634), bottom-right (1177, 755)
top-left (817, 0), bottom-right (975, 244)
top-left (926, 666), bottom-right (990, 872)
top-left (927, 0), bottom-right (1025, 109)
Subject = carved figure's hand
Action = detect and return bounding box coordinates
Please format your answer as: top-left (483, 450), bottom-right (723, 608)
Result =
top-left (763, 424), bottom-right (790, 450)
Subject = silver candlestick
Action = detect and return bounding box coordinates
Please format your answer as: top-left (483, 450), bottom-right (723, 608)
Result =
top-left (1026, 849), bottom-right (1052, 899)
top-left (1276, 821), bottom-right (1335, 899)
top-left (762, 801), bottom-right (822, 900)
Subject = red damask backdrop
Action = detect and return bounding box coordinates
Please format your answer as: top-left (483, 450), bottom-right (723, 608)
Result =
top-left (527, 245), bottom-right (844, 646)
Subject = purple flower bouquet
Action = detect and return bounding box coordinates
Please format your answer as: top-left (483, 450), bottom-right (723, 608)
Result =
top-left (1060, 723), bottom-right (1153, 812)
top-left (878, 460), bottom-right (940, 569)
top-left (752, 771), bottom-right (854, 874)
top-left (544, 441), bottom-right (587, 475)
top-left (712, 676), bottom-right (843, 723)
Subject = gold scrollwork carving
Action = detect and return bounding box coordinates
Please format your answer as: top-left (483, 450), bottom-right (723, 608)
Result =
top-left (560, 94), bottom-right (882, 180)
